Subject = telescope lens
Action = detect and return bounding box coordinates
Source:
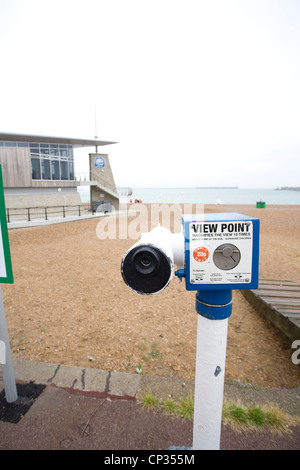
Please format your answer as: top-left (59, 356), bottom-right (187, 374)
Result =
top-left (121, 244), bottom-right (173, 294)
top-left (133, 247), bottom-right (160, 275)
top-left (140, 256), bottom-right (151, 267)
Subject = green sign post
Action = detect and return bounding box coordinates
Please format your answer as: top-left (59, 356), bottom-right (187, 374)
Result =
top-left (0, 166), bottom-right (13, 284)
top-left (0, 165), bottom-right (17, 402)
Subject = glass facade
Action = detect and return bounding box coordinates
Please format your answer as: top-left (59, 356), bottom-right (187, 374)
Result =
top-left (0, 140), bottom-right (75, 181)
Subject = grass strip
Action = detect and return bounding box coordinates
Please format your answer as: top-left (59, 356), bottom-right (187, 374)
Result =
top-left (141, 393), bottom-right (300, 433)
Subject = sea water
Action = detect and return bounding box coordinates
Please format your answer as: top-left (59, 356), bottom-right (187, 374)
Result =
top-left (128, 187), bottom-right (300, 205)
top-left (77, 186), bottom-right (300, 205)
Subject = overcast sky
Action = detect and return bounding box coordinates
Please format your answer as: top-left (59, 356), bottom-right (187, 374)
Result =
top-left (0, 0), bottom-right (299, 188)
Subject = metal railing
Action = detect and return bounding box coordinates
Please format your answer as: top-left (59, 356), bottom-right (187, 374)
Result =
top-left (6, 204), bottom-right (85, 223)
top-left (75, 173), bottom-right (132, 197)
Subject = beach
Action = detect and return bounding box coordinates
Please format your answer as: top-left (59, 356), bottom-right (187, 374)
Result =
top-left (3, 204), bottom-right (300, 389)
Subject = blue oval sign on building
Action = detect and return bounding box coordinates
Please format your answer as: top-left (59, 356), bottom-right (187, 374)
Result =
top-left (94, 156), bottom-right (106, 169)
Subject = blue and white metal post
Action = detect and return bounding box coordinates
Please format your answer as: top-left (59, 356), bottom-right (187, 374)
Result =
top-left (192, 289), bottom-right (232, 450)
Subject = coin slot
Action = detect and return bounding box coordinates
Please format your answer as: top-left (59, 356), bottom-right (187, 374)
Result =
top-left (213, 243), bottom-right (241, 270)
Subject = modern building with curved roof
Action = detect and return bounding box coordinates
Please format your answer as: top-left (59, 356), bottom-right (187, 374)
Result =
top-left (0, 132), bottom-right (119, 214)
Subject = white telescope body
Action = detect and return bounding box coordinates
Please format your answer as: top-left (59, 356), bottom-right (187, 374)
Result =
top-left (121, 225), bottom-right (184, 295)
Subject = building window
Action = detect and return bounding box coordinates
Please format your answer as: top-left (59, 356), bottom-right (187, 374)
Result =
top-left (31, 158), bottom-right (41, 179)
top-left (30, 143), bottom-right (74, 180)
top-left (17, 142), bottom-right (29, 148)
top-left (5, 141), bottom-right (16, 147)
top-left (1, 140), bottom-right (75, 181)
top-left (41, 159), bottom-right (51, 180)
top-left (30, 143), bottom-right (39, 156)
top-left (51, 160), bottom-right (60, 180)
top-left (69, 161), bottom-right (74, 180)
top-left (60, 161), bottom-right (68, 180)
top-left (50, 147), bottom-right (59, 158)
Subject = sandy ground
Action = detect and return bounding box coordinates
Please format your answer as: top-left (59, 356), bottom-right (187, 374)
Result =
top-left (2, 203), bottom-right (300, 389)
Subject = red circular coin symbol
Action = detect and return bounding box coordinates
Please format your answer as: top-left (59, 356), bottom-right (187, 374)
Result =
top-left (193, 246), bottom-right (209, 262)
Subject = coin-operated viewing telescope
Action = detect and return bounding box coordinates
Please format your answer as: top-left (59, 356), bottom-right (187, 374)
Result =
top-left (121, 213), bottom-right (260, 450)
top-left (121, 225), bottom-right (184, 295)
top-left (121, 213), bottom-right (259, 299)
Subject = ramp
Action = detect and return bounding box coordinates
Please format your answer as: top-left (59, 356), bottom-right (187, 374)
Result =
top-left (242, 280), bottom-right (300, 342)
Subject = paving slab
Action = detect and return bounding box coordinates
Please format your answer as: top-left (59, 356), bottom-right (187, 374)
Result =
top-left (0, 358), bottom-right (299, 451)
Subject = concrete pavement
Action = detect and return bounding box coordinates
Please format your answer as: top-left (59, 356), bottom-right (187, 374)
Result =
top-left (0, 358), bottom-right (299, 450)
top-left (1, 357), bottom-right (298, 415)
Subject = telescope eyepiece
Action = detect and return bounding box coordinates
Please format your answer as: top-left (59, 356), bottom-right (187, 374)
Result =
top-left (121, 244), bottom-right (173, 295)
top-left (132, 247), bottom-right (160, 275)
